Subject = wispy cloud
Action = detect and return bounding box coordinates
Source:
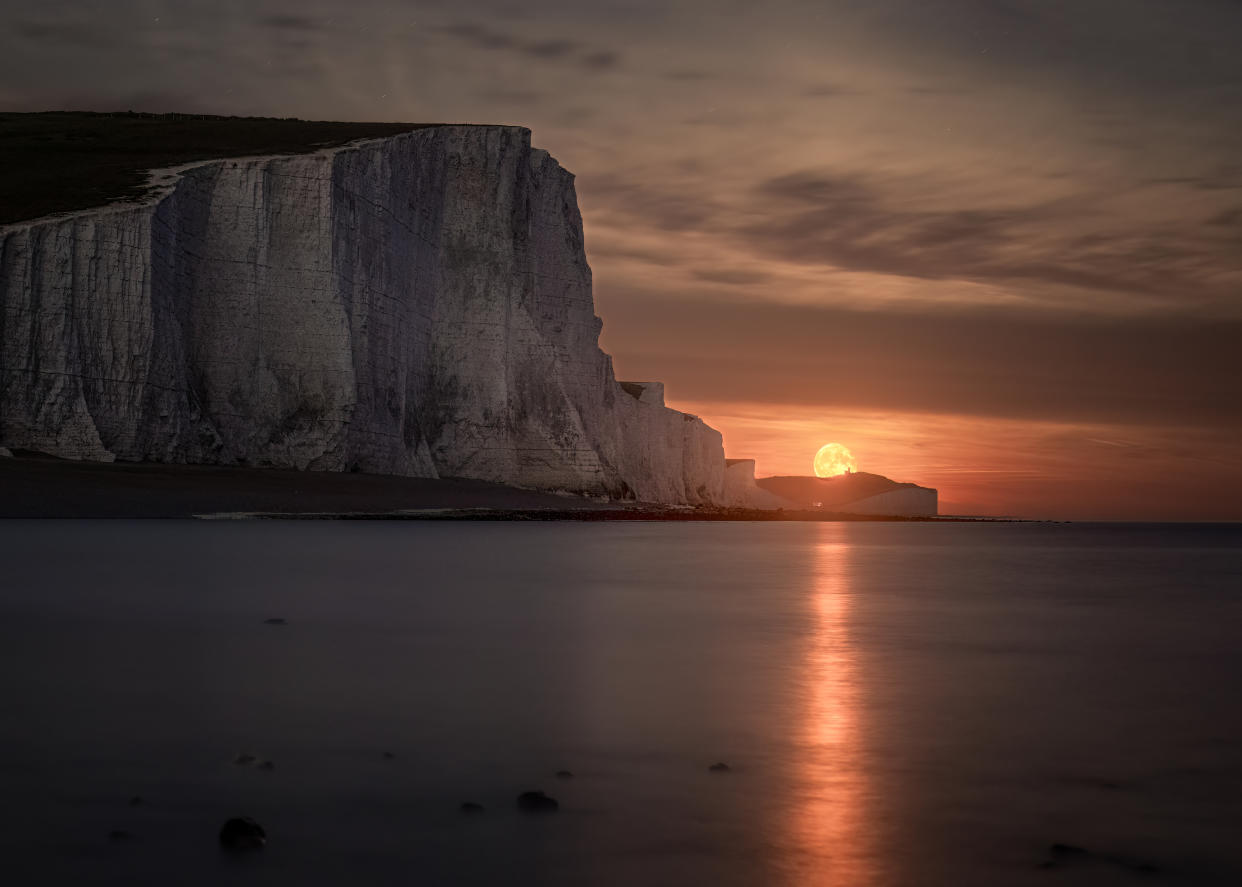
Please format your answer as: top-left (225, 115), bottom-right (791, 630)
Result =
top-left (438, 21), bottom-right (622, 71)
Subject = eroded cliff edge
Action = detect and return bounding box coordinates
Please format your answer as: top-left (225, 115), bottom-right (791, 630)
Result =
top-left (0, 125), bottom-right (726, 504)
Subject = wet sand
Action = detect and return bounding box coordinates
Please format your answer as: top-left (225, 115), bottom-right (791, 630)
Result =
top-left (0, 454), bottom-right (615, 519)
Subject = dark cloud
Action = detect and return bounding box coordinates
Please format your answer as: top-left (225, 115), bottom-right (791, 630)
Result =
top-left (438, 21), bottom-right (621, 70)
top-left (587, 175), bottom-right (721, 233)
top-left (13, 21), bottom-right (112, 49)
top-left (258, 15), bottom-right (322, 31)
top-left (691, 268), bottom-right (772, 285)
top-left (580, 50), bottom-right (621, 70)
top-left (523, 39), bottom-right (576, 59)
top-left (740, 169), bottom-right (1242, 304)
top-left (1148, 175), bottom-right (1242, 192)
top-left (1207, 207), bottom-right (1242, 227)
top-left (585, 243), bottom-right (682, 267)
top-left (856, 0), bottom-right (1242, 99)
top-left (439, 22), bottom-right (516, 50)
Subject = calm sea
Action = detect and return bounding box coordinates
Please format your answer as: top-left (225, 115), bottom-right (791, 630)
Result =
top-left (0, 521), bottom-right (1238, 886)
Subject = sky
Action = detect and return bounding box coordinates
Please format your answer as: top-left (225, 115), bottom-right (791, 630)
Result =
top-left (3, 0), bottom-right (1241, 518)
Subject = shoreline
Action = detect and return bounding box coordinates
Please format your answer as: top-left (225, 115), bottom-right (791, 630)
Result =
top-left (0, 454), bottom-right (982, 521)
top-left (225, 507), bottom-right (978, 522)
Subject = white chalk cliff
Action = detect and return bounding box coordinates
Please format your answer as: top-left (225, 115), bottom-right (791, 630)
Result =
top-left (0, 126), bottom-right (731, 504)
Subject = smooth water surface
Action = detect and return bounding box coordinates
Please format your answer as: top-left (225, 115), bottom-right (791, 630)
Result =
top-left (0, 521), bottom-right (1239, 885)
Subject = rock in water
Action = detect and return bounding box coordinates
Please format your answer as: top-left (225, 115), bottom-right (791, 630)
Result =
top-left (516, 791), bottom-right (559, 812)
top-left (0, 126), bottom-right (743, 506)
top-left (219, 817), bottom-right (266, 850)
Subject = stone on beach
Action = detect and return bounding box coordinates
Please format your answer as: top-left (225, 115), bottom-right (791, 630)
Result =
top-left (516, 791), bottom-right (559, 812)
top-left (219, 817), bottom-right (267, 850)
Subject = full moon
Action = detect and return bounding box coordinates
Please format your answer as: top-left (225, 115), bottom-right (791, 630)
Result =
top-left (813, 443), bottom-right (858, 478)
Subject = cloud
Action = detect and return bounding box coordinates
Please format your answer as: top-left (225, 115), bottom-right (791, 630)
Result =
top-left (586, 175), bottom-right (721, 233)
top-left (439, 22), bottom-right (516, 50)
top-left (258, 15), bottom-right (322, 31)
top-left (598, 294), bottom-right (1242, 430)
top-left (476, 88), bottom-right (544, 106)
top-left (739, 169), bottom-right (1242, 305)
top-left (523, 39), bottom-right (576, 59)
top-left (691, 268), bottom-right (772, 285)
top-left (438, 21), bottom-right (621, 70)
top-left (802, 84), bottom-right (863, 98)
top-left (13, 20), bottom-right (113, 49)
top-left (1207, 207), bottom-right (1242, 227)
top-left (580, 50), bottom-right (620, 70)
top-left (905, 86), bottom-right (973, 96)
top-left (664, 70), bottom-right (714, 81)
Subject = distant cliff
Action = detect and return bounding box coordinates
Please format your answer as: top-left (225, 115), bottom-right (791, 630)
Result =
top-left (757, 472), bottom-right (938, 516)
top-left (0, 124), bottom-right (727, 504)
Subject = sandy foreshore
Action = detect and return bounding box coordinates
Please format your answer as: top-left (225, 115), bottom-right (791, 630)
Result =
top-left (0, 454), bottom-right (617, 519)
top-left (0, 453), bottom-right (967, 520)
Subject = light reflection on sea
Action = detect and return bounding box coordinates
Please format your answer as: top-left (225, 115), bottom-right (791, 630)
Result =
top-left (778, 525), bottom-right (877, 886)
top-left (0, 520), bottom-right (1239, 886)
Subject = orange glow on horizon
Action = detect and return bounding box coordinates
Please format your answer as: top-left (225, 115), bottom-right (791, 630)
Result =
top-left (665, 398), bottom-right (1242, 520)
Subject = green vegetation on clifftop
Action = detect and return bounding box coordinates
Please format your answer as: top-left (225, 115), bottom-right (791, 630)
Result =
top-left (0, 111), bottom-right (436, 226)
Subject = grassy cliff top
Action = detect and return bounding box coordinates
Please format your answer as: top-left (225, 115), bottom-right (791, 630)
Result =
top-left (0, 111), bottom-right (438, 226)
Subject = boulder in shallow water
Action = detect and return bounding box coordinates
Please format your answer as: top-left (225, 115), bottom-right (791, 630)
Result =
top-left (219, 817), bottom-right (266, 850)
top-left (516, 791), bottom-right (559, 812)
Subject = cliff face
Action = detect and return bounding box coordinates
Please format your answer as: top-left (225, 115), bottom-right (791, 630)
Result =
top-left (0, 126), bottom-right (725, 504)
